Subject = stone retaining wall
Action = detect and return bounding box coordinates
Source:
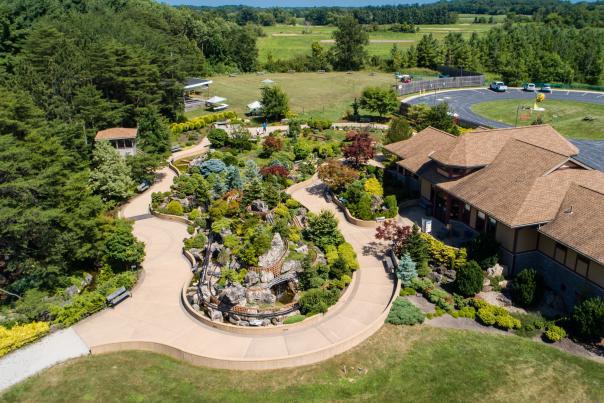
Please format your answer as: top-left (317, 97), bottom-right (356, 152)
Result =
top-left (331, 192), bottom-right (380, 228)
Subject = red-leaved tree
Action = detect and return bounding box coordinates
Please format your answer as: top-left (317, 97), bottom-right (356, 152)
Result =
top-left (260, 164), bottom-right (289, 178)
top-left (343, 130), bottom-right (375, 166)
top-left (262, 135), bottom-right (284, 154)
top-left (375, 220), bottom-right (412, 256)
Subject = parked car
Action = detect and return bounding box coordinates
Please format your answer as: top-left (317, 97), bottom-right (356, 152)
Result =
top-left (136, 181), bottom-right (150, 193)
top-left (170, 145), bottom-right (182, 153)
top-left (523, 83), bottom-right (536, 92)
top-left (541, 84), bottom-right (553, 93)
top-left (489, 81), bottom-right (508, 92)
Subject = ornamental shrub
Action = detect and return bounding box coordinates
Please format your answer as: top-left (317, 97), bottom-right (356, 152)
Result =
top-left (364, 177), bottom-right (383, 197)
top-left (337, 242), bottom-right (359, 270)
top-left (457, 306), bottom-right (476, 319)
top-left (386, 298), bottom-right (425, 325)
top-left (455, 260), bottom-right (484, 297)
top-left (355, 192), bottom-right (374, 220)
top-left (420, 233), bottom-right (466, 269)
top-left (0, 322), bottom-right (50, 357)
top-left (197, 159), bottom-right (227, 177)
top-left (544, 324), bottom-right (567, 342)
top-left (384, 195), bottom-right (398, 218)
top-left (495, 314), bottom-right (522, 330)
top-left (184, 233), bottom-right (207, 250)
top-left (208, 128), bottom-right (228, 148)
top-left (304, 211), bottom-right (344, 250)
top-left (396, 253), bottom-right (417, 283)
top-left (510, 268), bottom-right (542, 307)
top-left (571, 297), bottom-right (604, 340)
top-left (400, 287), bottom-right (417, 296)
top-left (165, 200), bottom-right (184, 216)
top-left (324, 244), bottom-right (339, 266)
top-left (299, 288), bottom-right (341, 315)
top-left (477, 307), bottom-right (497, 326)
top-left (52, 291), bottom-right (106, 327)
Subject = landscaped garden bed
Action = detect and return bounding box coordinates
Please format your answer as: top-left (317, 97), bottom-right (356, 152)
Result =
top-left (154, 125), bottom-right (361, 326)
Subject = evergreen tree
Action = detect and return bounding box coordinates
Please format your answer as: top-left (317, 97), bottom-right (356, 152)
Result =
top-left (332, 15), bottom-right (368, 71)
top-left (225, 165), bottom-right (243, 190)
top-left (385, 117), bottom-right (412, 144)
top-left (396, 253), bottom-right (417, 283)
top-left (416, 33), bottom-right (444, 68)
top-left (136, 107), bottom-right (170, 157)
top-left (89, 141), bottom-right (135, 202)
top-left (261, 85), bottom-right (289, 121)
top-left (243, 160), bottom-right (261, 183)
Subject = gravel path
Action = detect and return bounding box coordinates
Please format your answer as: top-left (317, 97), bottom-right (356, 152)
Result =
top-left (0, 328), bottom-right (89, 391)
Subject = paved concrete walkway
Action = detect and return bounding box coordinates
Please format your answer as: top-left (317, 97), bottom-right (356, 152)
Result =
top-left (73, 143), bottom-right (396, 369)
top-left (0, 328), bottom-right (89, 390)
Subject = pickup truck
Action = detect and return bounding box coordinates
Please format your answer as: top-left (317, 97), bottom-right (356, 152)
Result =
top-left (489, 81), bottom-right (508, 92)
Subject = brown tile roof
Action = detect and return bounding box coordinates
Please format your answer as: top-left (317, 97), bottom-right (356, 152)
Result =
top-left (437, 139), bottom-right (602, 227)
top-left (95, 128), bottom-right (138, 141)
top-left (384, 127), bottom-right (456, 173)
top-left (430, 125), bottom-right (578, 168)
top-left (539, 184), bottom-right (604, 265)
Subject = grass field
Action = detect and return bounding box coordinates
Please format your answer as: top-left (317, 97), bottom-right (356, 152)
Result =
top-left (3, 325), bottom-right (603, 402)
top-left (258, 22), bottom-right (498, 63)
top-left (471, 99), bottom-right (604, 139)
top-left (186, 71), bottom-right (414, 122)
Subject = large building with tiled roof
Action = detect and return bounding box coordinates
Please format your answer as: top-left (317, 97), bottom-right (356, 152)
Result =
top-left (385, 125), bottom-right (604, 307)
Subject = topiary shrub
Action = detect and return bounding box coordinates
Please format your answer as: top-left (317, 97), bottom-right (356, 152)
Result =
top-left (455, 260), bottom-right (484, 297)
top-left (165, 200), bottom-right (184, 216)
top-left (386, 298), bottom-right (425, 325)
top-left (571, 297), bottom-right (604, 340)
top-left (510, 268), bottom-right (542, 307)
top-left (544, 324), bottom-right (567, 342)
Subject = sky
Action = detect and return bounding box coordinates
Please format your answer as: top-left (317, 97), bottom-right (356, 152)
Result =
top-left (161, 0), bottom-right (437, 7)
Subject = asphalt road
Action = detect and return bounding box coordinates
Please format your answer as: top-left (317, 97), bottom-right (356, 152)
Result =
top-left (406, 87), bottom-right (604, 128)
top-left (405, 87), bottom-right (604, 171)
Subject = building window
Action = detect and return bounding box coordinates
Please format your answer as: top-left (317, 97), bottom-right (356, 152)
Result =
top-left (462, 203), bottom-right (471, 224)
top-left (554, 243), bottom-right (567, 264)
top-left (575, 255), bottom-right (589, 276)
top-left (475, 211), bottom-right (486, 231)
top-left (486, 216), bottom-right (497, 236)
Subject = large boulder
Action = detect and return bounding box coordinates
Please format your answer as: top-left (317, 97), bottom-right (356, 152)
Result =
top-left (281, 260), bottom-right (302, 274)
top-left (487, 263), bottom-right (506, 278)
top-left (251, 200), bottom-right (269, 213)
top-left (222, 283), bottom-right (246, 305)
top-left (258, 233), bottom-right (286, 268)
top-left (245, 270), bottom-right (260, 286)
top-left (260, 271), bottom-right (274, 284)
top-left (246, 288), bottom-right (277, 305)
top-left (207, 308), bottom-right (223, 322)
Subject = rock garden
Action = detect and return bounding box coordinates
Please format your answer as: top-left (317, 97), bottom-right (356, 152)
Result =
top-left (152, 125), bottom-right (361, 327)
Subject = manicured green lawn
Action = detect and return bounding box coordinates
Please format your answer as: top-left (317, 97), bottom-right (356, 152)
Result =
top-left (471, 99), bottom-right (604, 139)
top-left (186, 71), bottom-right (400, 122)
top-left (258, 23), bottom-right (498, 63)
top-left (4, 325), bottom-right (603, 402)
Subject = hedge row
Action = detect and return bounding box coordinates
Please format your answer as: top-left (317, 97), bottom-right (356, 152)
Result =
top-left (171, 111), bottom-right (237, 134)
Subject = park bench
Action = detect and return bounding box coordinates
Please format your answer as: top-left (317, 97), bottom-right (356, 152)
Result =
top-left (383, 256), bottom-right (395, 276)
top-left (106, 287), bottom-right (131, 307)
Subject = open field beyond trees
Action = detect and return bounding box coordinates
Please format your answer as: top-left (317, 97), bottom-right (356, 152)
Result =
top-left (258, 22), bottom-right (499, 63)
top-left (4, 325), bottom-right (604, 402)
top-left (471, 99), bottom-right (604, 140)
top-left (186, 71), bottom-right (413, 121)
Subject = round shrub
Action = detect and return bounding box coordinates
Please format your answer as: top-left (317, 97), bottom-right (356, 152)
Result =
top-left (455, 260), bottom-right (484, 297)
top-left (495, 314), bottom-right (521, 330)
top-left (208, 128), bottom-right (228, 148)
top-left (299, 288), bottom-right (340, 315)
top-left (165, 200), bottom-right (184, 216)
top-left (572, 297), bottom-right (604, 340)
top-left (544, 324), bottom-right (567, 343)
top-left (477, 307), bottom-right (497, 326)
top-left (510, 268), bottom-right (542, 307)
top-left (457, 306), bottom-right (476, 319)
top-left (386, 298), bottom-right (425, 325)
top-left (400, 287), bottom-right (417, 296)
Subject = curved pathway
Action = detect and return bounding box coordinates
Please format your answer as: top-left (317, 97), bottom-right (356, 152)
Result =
top-left (73, 143), bottom-right (396, 370)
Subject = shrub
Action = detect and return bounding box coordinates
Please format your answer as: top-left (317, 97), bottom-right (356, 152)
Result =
top-left (544, 324), bottom-right (567, 342)
top-left (184, 232), bottom-right (207, 250)
top-left (299, 288), bottom-right (341, 315)
top-left (477, 307), bottom-right (497, 326)
top-left (260, 164), bottom-right (289, 178)
top-left (51, 291), bottom-right (106, 327)
top-left (364, 177), bottom-right (383, 197)
top-left (308, 118), bottom-right (332, 131)
top-left (384, 195), bottom-right (398, 218)
top-left (400, 287), bottom-right (417, 296)
top-left (387, 298), bottom-right (425, 325)
top-left (283, 315), bottom-right (306, 325)
top-left (396, 253), bottom-right (417, 283)
top-left (457, 306), bottom-right (476, 319)
top-left (466, 234), bottom-right (499, 269)
top-left (495, 314), bottom-right (522, 330)
top-left (188, 209), bottom-right (201, 221)
top-left (420, 233), bottom-right (466, 269)
top-left (0, 322), bottom-right (50, 357)
top-left (455, 260), bottom-right (484, 297)
top-left (324, 244), bottom-right (339, 266)
top-left (571, 297), bottom-right (604, 340)
top-left (196, 158), bottom-right (227, 177)
top-left (208, 128), bottom-right (228, 148)
top-left (510, 268), bottom-right (542, 307)
top-left (285, 198), bottom-right (300, 209)
top-left (304, 210), bottom-right (344, 250)
top-left (337, 242), bottom-right (359, 270)
top-left (165, 200), bottom-right (184, 216)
